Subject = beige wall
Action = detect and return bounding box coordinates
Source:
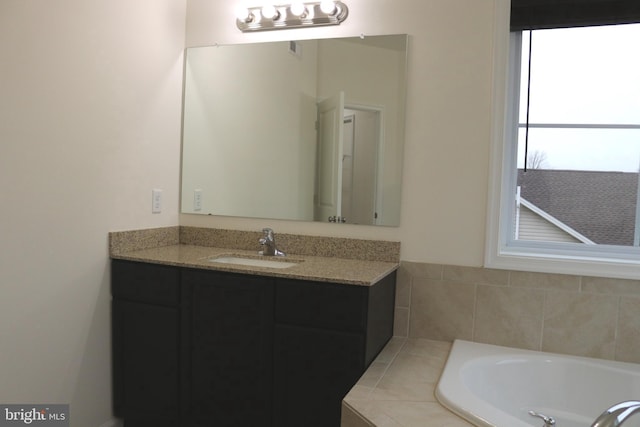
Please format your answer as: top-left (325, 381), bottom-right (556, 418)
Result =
top-left (0, 1), bottom-right (185, 426)
top-left (182, 0), bottom-right (498, 268)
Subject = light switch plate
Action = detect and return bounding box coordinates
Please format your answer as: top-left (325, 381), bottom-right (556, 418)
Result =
top-left (152, 189), bottom-right (162, 213)
top-left (194, 189), bottom-right (202, 211)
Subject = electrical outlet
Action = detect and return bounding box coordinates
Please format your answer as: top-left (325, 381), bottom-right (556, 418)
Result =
top-left (194, 189), bottom-right (202, 211)
top-left (152, 189), bottom-right (162, 213)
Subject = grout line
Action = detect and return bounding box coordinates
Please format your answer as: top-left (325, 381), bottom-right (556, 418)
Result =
top-left (471, 284), bottom-right (478, 341)
top-left (370, 337), bottom-right (408, 391)
top-left (538, 289), bottom-right (547, 351)
top-left (613, 295), bottom-right (621, 360)
top-left (406, 274), bottom-right (413, 337)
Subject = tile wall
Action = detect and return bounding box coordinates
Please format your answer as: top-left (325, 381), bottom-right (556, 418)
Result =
top-left (394, 262), bottom-right (640, 363)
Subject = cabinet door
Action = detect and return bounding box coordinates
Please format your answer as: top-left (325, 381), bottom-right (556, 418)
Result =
top-left (112, 299), bottom-right (179, 426)
top-left (184, 270), bottom-right (274, 427)
top-left (273, 324), bottom-right (365, 427)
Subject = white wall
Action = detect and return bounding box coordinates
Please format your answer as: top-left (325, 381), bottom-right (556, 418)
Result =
top-left (0, 1), bottom-right (185, 426)
top-left (183, 0), bottom-right (499, 267)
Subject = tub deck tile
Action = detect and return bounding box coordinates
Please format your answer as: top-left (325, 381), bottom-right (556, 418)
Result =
top-left (342, 338), bottom-right (474, 427)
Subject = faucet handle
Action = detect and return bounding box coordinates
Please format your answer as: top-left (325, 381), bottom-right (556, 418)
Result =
top-left (259, 228), bottom-right (273, 247)
top-left (528, 411), bottom-right (556, 427)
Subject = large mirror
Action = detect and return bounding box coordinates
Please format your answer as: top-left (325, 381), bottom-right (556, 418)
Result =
top-left (181, 34), bottom-right (408, 226)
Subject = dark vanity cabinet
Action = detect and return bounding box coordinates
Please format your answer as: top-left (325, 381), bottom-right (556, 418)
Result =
top-left (182, 269), bottom-right (274, 427)
top-left (111, 260), bottom-right (181, 427)
top-left (273, 274), bottom-right (396, 427)
top-left (111, 259), bottom-right (396, 427)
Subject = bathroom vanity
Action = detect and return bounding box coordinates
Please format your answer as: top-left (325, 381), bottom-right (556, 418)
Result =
top-left (110, 234), bottom-right (397, 427)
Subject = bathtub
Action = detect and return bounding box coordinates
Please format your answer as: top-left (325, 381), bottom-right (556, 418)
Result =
top-left (436, 340), bottom-right (640, 427)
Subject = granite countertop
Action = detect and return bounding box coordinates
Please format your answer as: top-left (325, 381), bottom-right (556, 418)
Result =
top-left (342, 338), bottom-right (474, 427)
top-left (110, 244), bottom-right (399, 286)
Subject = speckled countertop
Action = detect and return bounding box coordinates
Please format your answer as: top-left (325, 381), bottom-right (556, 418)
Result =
top-left (111, 244), bottom-right (398, 286)
top-left (109, 227), bottom-right (400, 286)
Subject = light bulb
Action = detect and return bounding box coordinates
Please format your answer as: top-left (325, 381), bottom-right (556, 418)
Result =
top-left (290, 2), bottom-right (306, 17)
top-left (261, 4), bottom-right (279, 20)
top-left (235, 6), bottom-right (252, 22)
top-left (320, 0), bottom-right (336, 14)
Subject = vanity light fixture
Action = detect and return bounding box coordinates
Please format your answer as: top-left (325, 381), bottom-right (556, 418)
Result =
top-left (236, 1), bottom-right (348, 32)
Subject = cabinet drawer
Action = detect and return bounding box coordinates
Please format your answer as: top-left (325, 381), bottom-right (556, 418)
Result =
top-left (111, 260), bottom-right (180, 306)
top-left (275, 279), bottom-right (367, 332)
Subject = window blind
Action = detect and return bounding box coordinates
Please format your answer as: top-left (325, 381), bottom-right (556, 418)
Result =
top-left (511, 0), bottom-right (640, 30)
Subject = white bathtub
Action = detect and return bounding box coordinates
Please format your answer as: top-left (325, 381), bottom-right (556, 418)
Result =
top-left (436, 340), bottom-right (640, 427)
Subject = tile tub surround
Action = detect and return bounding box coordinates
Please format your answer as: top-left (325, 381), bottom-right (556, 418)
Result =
top-left (341, 337), bottom-right (473, 427)
top-left (394, 262), bottom-right (640, 363)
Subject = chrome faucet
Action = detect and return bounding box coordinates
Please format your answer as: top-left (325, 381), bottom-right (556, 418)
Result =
top-left (591, 401), bottom-right (640, 427)
top-left (258, 228), bottom-right (285, 256)
top-left (529, 410), bottom-right (555, 427)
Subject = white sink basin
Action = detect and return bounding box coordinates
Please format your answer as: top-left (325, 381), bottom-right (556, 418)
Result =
top-left (209, 256), bottom-right (300, 269)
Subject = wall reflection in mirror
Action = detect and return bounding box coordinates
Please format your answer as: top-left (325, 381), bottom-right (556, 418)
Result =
top-left (181, 34), bottom-right (408, 226)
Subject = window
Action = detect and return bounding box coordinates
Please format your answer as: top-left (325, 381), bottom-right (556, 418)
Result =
top-left (486, 21), bottom-right (640, 278)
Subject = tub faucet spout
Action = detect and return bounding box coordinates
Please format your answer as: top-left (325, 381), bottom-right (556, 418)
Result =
top-left (591, 401), bottom-right (640, 427)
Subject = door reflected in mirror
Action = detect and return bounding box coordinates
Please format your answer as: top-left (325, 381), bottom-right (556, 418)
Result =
top-left (181, 34), bottom-right (408, 226)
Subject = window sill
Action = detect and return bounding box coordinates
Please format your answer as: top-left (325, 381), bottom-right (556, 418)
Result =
top-left (486, 246), bottom-right (640, 280)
